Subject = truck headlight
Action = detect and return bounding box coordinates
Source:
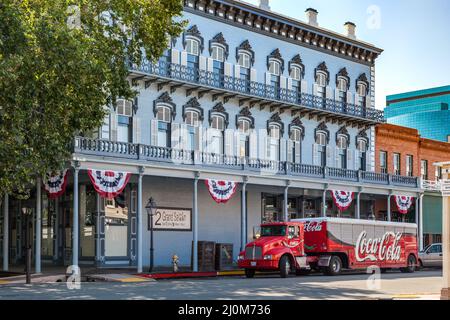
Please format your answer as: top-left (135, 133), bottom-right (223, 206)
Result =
top-left (263, 255), bottom-right (273, 260)
top-left (238, 255), bottom-right (244, 261)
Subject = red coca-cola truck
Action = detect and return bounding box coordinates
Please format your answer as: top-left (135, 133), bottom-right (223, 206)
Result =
top-left (237, 218), bottom-right (418, 278)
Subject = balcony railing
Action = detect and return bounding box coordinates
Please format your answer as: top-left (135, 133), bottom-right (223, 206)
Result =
top-left (129, 59), bottom-right (385, 122)
top-left (422, 180), bottom-right (442, 191)
top-left (74, 137), bottom-right (419, 188)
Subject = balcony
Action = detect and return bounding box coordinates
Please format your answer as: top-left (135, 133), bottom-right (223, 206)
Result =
top-left (422, 180), bottom-right (443, 192)
top-left (128, 59), bottom-right (385, 124)
top-left (73, 137), bottom-right (419, 189)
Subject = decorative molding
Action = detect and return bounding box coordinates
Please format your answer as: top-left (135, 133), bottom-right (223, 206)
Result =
top-left (209, 32), bottom-right (229, 59)
top-left (267, 112), bottom-right (285, 136)
top-left (236, 40), bottom-right (255, 67)
top-left (289, 117), bottom-right (305, 140)
top-left (182, 97), bottom-right (204, 122)
top-left (183, 24), bottom-right (204, 53)
top-left (336, 126), bottom-right (350, 147)
top-left (236, 107), bottom-right (255, 129)
top-left (289, 54), bottom-right (305, 79)
top-left (336, 67), bottom-right (350, 90)
top-left (209, 102), bottom-right (229, 128)
top-left (153, 92), bottom-right (176, 120)
top-left (315, 62), bottom-right (330, 85)
top-left (315, 121), bottom-right (330, 143)
top-left (267, 49), bottom-right (285, 73)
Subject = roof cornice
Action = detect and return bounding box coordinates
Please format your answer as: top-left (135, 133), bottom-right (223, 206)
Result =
top-left (184, 0), bottom-right (383, 65)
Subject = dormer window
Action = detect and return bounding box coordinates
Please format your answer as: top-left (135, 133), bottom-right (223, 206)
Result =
top-left (269, 60), bottom-right (281, 76)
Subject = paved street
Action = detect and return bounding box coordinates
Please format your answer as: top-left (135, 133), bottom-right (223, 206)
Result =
top-left (0, 270), bottom-right (442, 300)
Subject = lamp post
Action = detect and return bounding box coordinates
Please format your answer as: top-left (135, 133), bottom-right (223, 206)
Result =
top-left (145, 197), bottom-right (157, 273)
top-left (22, 207), bottom-right (32, 284)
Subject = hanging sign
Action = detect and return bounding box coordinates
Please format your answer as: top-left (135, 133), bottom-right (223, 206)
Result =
top-left (149, 207), bottom-right (192, 231)
top-left (43, 170), bottom-right (69, 199)
top-left (205, 180), bottom-right (238, 204)
top-left (331, 190), bottom-right (354, 211)
top-left (88, 169), bottom-right (131, 199)
top-left (394, 195), bottom-right (414, 214)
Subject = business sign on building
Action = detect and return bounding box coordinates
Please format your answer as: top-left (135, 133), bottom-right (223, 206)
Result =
top-left (149, 207), bottom-right (192, 231)
top-left (442, 180), bottom-right (450, 196)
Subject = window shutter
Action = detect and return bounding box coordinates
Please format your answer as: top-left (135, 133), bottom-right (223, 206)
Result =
top-left (249, 130), bottom-right (258, 159)
top-left (287, 78), bottom-right (293, 91)
top-left (171, 123), bottom-right (180, 150)
top-left (265, 73), bottom-right (271, 85)
top-left (207, 58), bottom-right (214, 72)
top-left (366, 96), bottom-right (372, 109)
top-left (347, 149), bottom-right (353, 170)
top-left (365, 151), bottom-right (370, 171)
top-left (234, 65), bottom-right (241, 78)
top-left (301, 80), bottom-right (308, 94)
top-left (287, 140), bottom-right (293, 163)
top-left (294, 141), bottom-right (301, 163)
top-left (346, 91), bottom-right (354, 104)
top-left (171, 49), bottom-right (180, 64)
top-left (354, 150), bottom-right (360, 170)
top-left (335, 89), bottom-right (341, 101)
top-left (151, 119), bottom-right (158, 146)
top-left (224, 63), bottom-right (233, 77)
top-left (225, 129), bottom-right (234, 156)
top-left (180, 51), bottom-right (188, 66)
top-left (110, 110), bottom-right (118, 141)
top-left (234, 131), bottom-right (241, 157)
top-left (280, 139), bottom-right (287, 161)
top-left (326, 86), bottom-right (333, 99)
top-left (355, 93), bottom-right (361, 106)
top-left (204, 128), bottom-right (213, 153)
top-left (132, 117), bottom-right (141, 144)
top-left (250, 68), bottom-right (257, 82)
top-left (313, 83), bottom-right (319, 96)
top-left (312, 144), bottom-right (319, 166)
top-left (258, 130), bottom-right (267, 160)
top-left (326, 146), bottom-right (333, 167)
top-left (199, 56), bottom-right (207, 70)
top-left (266, 137), bottom-right (272, 160)
top-left (195, 126), bottom-right (203, 152)
top-left (280, 76), bottom-right (287, 89)
top-left (335, 147), bottom-right (341, 168)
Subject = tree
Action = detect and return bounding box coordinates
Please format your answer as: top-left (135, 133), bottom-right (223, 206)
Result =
top-left (0, 0), bottom-right (186, 198)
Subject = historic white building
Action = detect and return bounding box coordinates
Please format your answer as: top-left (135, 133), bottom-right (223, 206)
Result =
top-left (1, 0), bottom-right (422, 273)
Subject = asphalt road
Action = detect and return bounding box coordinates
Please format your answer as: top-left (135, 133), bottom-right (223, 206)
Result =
top-left (0, 269), bottom-right (442, 300)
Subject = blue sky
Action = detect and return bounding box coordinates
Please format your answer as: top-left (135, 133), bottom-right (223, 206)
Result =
top-left (245, 0), bottom-right (450, 108)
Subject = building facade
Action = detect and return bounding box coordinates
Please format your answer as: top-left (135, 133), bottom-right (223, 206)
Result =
top-left (1, 0), bottom-right (421, 273)
top-left (375, 123), bottom-right (450, 248)
top-left (385, 85), bottom-right (450, 142)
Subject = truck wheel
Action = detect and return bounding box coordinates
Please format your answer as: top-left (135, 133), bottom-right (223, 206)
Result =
top-left (245, 269), bottom-right (255, 278)
top-left (325, 256), bottom-right (342, 276)
top-left (400, 255), bottom-right (416, 273)
top-left (279, 256), bottom-right (291, 278)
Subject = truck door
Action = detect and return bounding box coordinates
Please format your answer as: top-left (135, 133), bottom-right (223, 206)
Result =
top-left (287, 225), bottom-right (303, 256)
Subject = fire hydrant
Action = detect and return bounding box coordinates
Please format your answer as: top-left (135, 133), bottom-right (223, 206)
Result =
top-left (172, 254), bottom-right (179, 273)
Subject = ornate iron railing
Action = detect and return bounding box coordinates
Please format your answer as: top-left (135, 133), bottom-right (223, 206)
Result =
top-left (129, 59), bottom-right (385, 122)
top-left (74, 137), bottom-right (419, 188)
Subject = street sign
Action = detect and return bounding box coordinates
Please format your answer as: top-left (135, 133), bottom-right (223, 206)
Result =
top-left (442, 180), bottom-right (450, 196)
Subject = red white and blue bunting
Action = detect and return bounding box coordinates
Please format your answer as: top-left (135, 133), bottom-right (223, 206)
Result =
top-left (43, 170), bottom-right (69, 199)
top-left (88, 169), bottom-right (131, 199)
top-left (395, 195), bottom-right (414, 214)
top-left (205, 180), bottom-right (238, 204)
top-left (331, 190), bottom-right (354, 212)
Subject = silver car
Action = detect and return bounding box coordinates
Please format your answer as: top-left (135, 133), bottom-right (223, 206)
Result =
top-left (418, 243), bottom-right (442, 268)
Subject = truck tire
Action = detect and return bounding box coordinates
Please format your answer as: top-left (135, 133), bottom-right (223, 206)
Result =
top-left (325, 256), bottom-right (342, 276)
top-left (279, 255), bottom-right (291, 278)
top-left (400, 254), bottom-right (416, 273)
top-left (245, 269), bottom-right (255, 278)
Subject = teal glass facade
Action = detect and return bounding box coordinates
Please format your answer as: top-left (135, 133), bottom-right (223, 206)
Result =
top-left (385, 85), bottom-right (450, 142)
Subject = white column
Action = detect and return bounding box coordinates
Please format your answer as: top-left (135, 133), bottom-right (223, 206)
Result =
top-left (356, 192), bottom-right (361, 220)
top-left (3, 194), bottom-right (9, 271)
top-left (192, 173), bottom-right (199, 272)
top-left (137, 167), bottom-right (144, 273)
top-left (442, 191), bottom-right (450, 299)
top-left (322, 189), bottom-right (328, 217)
top-left (284, 183), bottom-right (290, 222)
top-left (72, 164), bottom-right (80, 268)
top-left (53, 198), bottom-right (59, 262)
top-left (35, 177), bottom-right (42, 273)
top-left (240, 178), bottom-right (248, 252)
top-left (387, 194), bottom-right (392, 221)
top-left (419, 194), bottom-right (424, 251)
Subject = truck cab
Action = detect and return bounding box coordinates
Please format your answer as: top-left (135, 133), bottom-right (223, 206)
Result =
top-left (237, 222), bottom-right (310, 278)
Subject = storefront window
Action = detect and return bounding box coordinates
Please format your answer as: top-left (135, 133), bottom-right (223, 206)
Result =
top-left (104, 190), bottom-right (129, 257)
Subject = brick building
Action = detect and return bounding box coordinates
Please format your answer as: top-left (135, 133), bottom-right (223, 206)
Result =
top-left (375, 123), bottom-right (450, 248)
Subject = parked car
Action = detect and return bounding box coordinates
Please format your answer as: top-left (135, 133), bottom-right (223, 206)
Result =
top-left (418, 243), bottom-right (442, 268)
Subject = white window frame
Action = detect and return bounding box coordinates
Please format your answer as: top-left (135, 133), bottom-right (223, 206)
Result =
top-left (211, 115), bottom-right (225, 131)
top-left (211, 45), bottom-right (225, 62)
top-left (316, 132), bottom-right (327, 146)
top-left (117, 99), bottom-right (133, 117)
top-left (316, 71), bottom-right (327, 87)
top-left (238, 51), bottom-right (251, 69)
top-left (290, 127), bottom-right (302, 142)
top-left (238, 118), bottom-right (251, 134)
top-left (337, 135), bottom-right (348, 150)
top-left (290, 65), bottom-right (302, 81)
top-left (337, 77), bottom-right (348, 92)
top-left (156, 105), bottom-right (172, 123)
top-left (269, 60), bottom-right (281, 76)
top-left (357, 82), bottom-right (367, 97)
top-left (186, 38), bottom-right (200, 56)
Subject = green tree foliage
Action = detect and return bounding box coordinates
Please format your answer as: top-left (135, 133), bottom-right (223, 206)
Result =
top-left (0, 0), bottom-right (185, 198)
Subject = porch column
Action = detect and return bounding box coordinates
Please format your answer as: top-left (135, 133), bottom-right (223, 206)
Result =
top-left (356, 191), bottom-right (362, 220)
top-left (442, 182), bottom-right (450, 299)
top-left (419, 194), bottom-right (425, 251)
top-left (283, 181), bottom-right (290, 222)
top-left (3, 194), bottom-right (9, 271)
top-left (95, 192), bottom-right (101, 265)
top-left (35, 177), bottom-right (42, 273)
top-left (241, 177), bottom-right (248, 252)
top-left (53, 198), bottom-right (59, 262)
top-left (322, 189), bottom-right (328, 217)
top-left (137, 167), bottom-right (144, 273)
top-left (387, 194), bottom-right (392, 222)
top-left (193, 172), bottom-right (200, 272)
top-left (72, 163), bottom-right (80, 268)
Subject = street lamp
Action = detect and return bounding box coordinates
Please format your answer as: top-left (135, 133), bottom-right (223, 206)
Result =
top-left (145, 197), bottom-right (157, 273)
top-left (21, 207), bottom-right (32, 284)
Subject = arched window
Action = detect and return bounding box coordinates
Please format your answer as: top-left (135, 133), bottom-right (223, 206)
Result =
top-left (236, 40), bottom-right (254, 89)
top-left (211, 44), bottom-right (225, 86)
top-left (356, 73), bottom-right (369, 109)
top-left (289, 127), bottom-right (303, 163)
top-left (238, 52), bottom-right (251, 69)
top-left (209, 114), bottom-right (225, 155)
top-left (269, 60), bottom-right (281, 76)
top-left (336, 68), bottom-right (350, 104)
top-left (237, 118), bottom-right (251, 157)
top-left (186, 38), bottom-right (200, 56)
top-left (184, 109), bottom-right (200, 150)
top-left (116, 99), bottom-right (133, 143)
top-left (316, 132), bottom-right (327, 146)
top-left (337, 135), bottom-right (348, 169)
top-left (289, 55), bottom-right (305, 104)
top-left (267, 49), bottom-right (284, 99)
top-left (357, 138), bottom-right (368, 171)
top-left (156, 105), bottom-right (172, 147)
top-left (314, 122), bottom-right (329, 167)
top-left (268, 123), bottom-right (281, 161)
top-left (290, 66), bottom-right (302, 81)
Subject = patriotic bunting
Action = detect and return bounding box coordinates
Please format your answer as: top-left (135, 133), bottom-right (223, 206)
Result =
top-left (205, 180), bottom-right (238, 204)
top-left (43, 170), bottom-right (69, 199)
top-left (394, 195), bottom-right (414, 214)
top-left (331, 190), bottom-right (354, 212)
top-left (88, 169), bottom-right (131, 199)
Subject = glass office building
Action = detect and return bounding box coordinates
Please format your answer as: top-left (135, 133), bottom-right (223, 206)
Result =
top-left (385, 85), bottom-right (450, 142)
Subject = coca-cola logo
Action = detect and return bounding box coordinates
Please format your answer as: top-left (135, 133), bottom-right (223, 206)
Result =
top-left (304, 221), bottom-right (323, 232)
top-left (355, 231), bottom-right (402, 262)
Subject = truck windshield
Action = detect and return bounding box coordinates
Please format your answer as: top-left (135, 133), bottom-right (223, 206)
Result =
top-left (260, 226), bottom-right (287, 237)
